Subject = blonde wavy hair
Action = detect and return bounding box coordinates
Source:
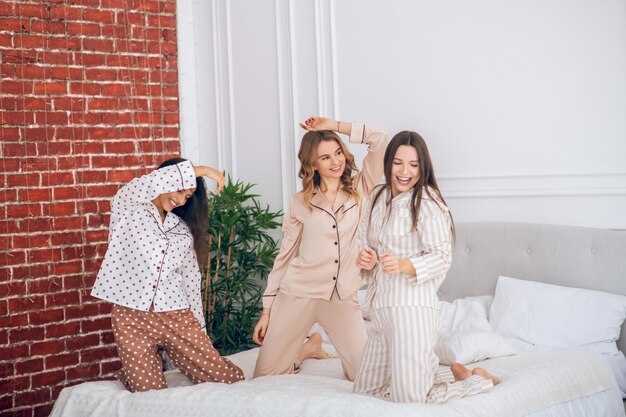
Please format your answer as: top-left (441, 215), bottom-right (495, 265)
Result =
top-left (298, 130), bottom-right (359, 206)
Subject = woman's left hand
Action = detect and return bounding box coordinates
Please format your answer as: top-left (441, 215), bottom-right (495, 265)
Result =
top-left (207, 169), bottom-right (225, 194)
top-left (379, 252), bottom-right (401, 274)
top-left (195, 166), bottom-right (225, 194)
top-left (299, 116), bottom-right (336, 132)
top-left (356, 247), bottom-right (378, 271)
top-left (380, 253), bottom-right (417, 276)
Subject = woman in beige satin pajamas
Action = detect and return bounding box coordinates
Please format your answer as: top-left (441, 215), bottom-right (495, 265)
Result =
top-left (353, 131), bottom-right (500, 402)
top-left (252, 116), bottom-right (387, 380)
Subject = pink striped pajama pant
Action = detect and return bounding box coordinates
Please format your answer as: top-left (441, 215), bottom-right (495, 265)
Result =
top-left (354, 305), bottom-right (493, 403)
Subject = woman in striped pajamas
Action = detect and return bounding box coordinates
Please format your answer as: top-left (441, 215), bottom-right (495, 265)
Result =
top-left (353, 131), bottom-right (500, 403)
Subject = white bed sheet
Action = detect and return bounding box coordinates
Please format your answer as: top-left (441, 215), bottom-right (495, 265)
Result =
top-left (506, 337), bottom-right (626, 398)
top-left (50, 345), bottom-right (624, 417)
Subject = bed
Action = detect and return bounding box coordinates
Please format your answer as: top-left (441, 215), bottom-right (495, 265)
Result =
top-left (50, 222), bottom-right (626, 417)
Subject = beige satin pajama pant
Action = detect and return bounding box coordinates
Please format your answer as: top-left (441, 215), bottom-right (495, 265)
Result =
top-left (354, 306), bottom-right (493, 403)
top-left (111, 304), bottom-right (244, 392)
top-left (253, 291), bottom-right (367, 381)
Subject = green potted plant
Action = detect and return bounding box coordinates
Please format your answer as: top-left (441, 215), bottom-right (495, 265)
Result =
top-left (203, 176), bottom-right (282, 355)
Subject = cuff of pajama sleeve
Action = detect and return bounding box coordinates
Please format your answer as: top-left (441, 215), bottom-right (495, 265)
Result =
top-left (176, 160), bottom-right (197, 190)
top-left (409, 257), bottom-right (427, 285)
top-left (262, 295), bottom-right (276, 309)
top-left (349, 123), bottom-right (366, 144)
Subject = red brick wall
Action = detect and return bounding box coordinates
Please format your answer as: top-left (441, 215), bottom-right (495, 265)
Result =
top-left (0, 1), bottom-right (180, 415)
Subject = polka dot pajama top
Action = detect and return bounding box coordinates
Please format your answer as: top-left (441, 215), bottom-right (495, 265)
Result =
top-left (91, 160), bottom-right (205, 326)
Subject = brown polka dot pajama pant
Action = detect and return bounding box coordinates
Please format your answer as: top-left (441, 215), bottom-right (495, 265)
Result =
top-left (111, 304), bottom-right (244, 392)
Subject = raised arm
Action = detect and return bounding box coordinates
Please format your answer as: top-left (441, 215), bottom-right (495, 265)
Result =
top-left (110, 160), bottom-right (197, 227)
top-left (111, 161), bottom-right (224, 226)
top-left (193, 165), bottom-right (224, 194)
top-left (112, 161), bottom-right (196, 212)
top-left (348, 124), bottom-right (387, 197)
top-left (300, 116), bottom-right (388, 197)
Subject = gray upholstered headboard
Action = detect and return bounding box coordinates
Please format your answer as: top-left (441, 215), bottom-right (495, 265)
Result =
top-left (438, 222), bottom-right (626, 355)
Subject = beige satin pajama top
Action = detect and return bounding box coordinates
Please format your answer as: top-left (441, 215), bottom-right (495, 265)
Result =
top-left (262, 123), bottom-right (387, 309)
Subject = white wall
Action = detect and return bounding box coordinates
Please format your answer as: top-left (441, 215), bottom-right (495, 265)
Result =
top-left (177, 0), bottom-right (626, 228)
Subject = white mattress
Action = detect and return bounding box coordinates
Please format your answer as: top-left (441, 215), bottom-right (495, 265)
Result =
top-left (50, 345), bottom-right (625, 417)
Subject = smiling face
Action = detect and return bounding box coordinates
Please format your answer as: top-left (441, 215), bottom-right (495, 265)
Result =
top-left (153, 188), bottom-right (196, 214)
top-left (314, 139), bottom-right (346, 183)
top-left (390, 145), bottom-right (420, 197)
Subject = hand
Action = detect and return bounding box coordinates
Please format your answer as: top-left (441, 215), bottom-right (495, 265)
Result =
top-left (252, 313), bottom-right (270, 345)
top-left (379, 252), bottom-right (401, 274)
top-left (299, 116), bottom-right (337, 132)
top-left (207, 169), bottom-right (225, 194)
top-left (356, 247), bottom-right (378, 271)
top-left (195, 166), bottom-right (225, 194)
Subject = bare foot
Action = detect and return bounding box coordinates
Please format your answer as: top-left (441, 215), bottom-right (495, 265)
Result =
top-left (295, 333), bottom-right (332, 367)
top-left (451, 363), bottom-right (472, 381)
top-left (472, 367), bottom-right (501, 386)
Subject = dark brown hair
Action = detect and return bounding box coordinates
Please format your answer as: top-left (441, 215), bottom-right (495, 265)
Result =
top-left (368, 131), bottom-right (455, 240)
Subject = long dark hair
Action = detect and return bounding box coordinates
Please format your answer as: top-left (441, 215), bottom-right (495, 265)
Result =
top-left (368, 131), bottom-right (455, 240)
top-left (157, 157), bottom-right (209, 272)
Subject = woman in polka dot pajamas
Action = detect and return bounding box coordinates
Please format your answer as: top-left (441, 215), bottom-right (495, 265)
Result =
top-left (91, 158), bottom-right (244, 392)
top-left (353, 132), bottom-right (500, 403)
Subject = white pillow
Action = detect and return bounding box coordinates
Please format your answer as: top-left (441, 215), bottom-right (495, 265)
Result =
top-left (439, 297), bottom-right (492, 334)
top-left (437, 330), bottom-right (516, 365)
top-left (506, 337), bottom-right (626, 398)
top-left (436, 298), bottom-right (516, 365)
top-left (490, 276), bottom-right (626, 355)
top-left (464, 295), bottom-right (494, 320)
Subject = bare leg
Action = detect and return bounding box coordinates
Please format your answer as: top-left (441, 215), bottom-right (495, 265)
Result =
top-left (295, 333), bottom-right (332, 368)
top-left (472, 367), bottom-right (501, 385)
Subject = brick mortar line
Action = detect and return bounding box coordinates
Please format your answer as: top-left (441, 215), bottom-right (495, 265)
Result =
top-left (0, 45), bottom-right (177, 54)
top-left (0, 8), bottom-right (176, 16)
